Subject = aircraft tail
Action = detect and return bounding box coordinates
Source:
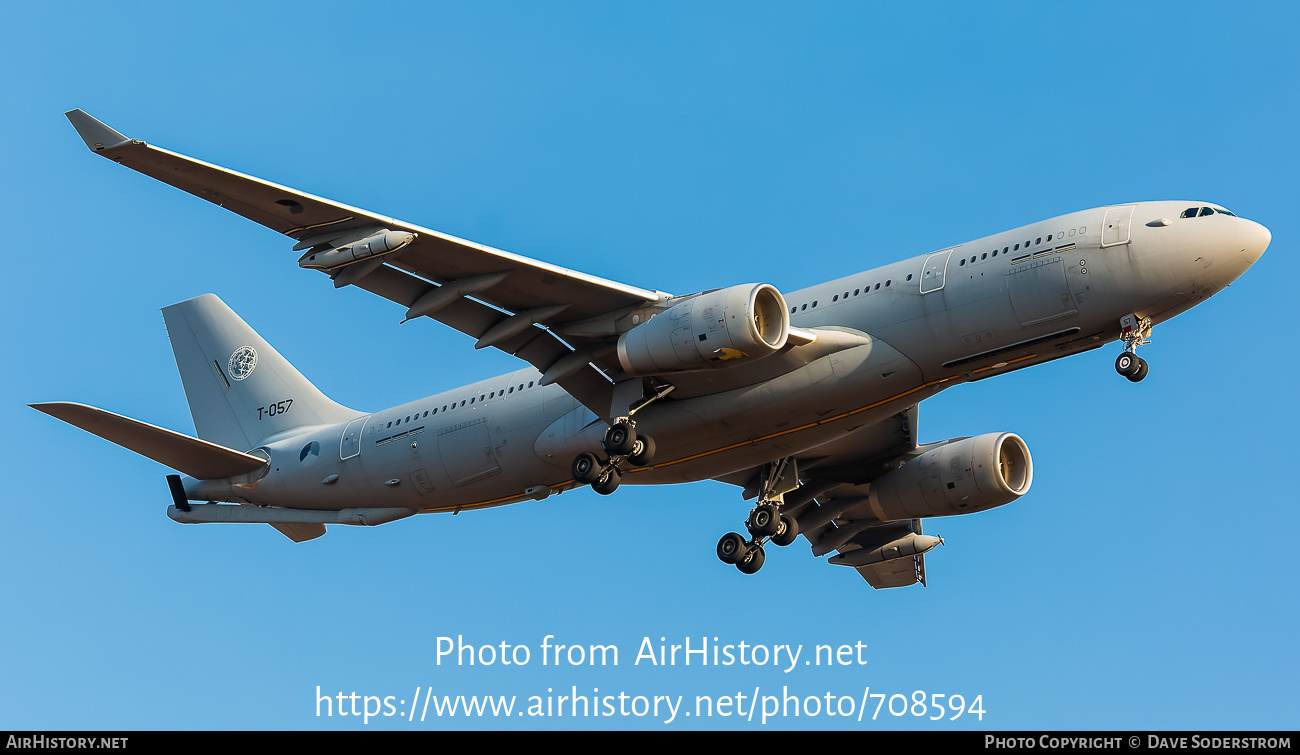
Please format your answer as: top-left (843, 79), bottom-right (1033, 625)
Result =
top-left (162, 294), bottom-right (362, 451)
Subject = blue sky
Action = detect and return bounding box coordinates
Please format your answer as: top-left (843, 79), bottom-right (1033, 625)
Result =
top-left (2, 1), bottom-right (1297, 730)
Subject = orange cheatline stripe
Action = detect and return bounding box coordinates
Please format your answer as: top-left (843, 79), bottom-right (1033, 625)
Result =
top-left (423, 355), bottom-right (1037, 513)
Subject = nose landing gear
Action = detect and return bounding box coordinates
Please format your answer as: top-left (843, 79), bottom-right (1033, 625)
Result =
top-left (1115, 314), bottom-right (1152, 383)
top-left (1115, 352), bottom-right (1148, 382)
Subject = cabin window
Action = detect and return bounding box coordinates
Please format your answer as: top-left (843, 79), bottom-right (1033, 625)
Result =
top-left (854, 288), bottom-right (860, 295)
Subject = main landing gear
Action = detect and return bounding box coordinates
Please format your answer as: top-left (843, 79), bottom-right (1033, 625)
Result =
top-left (716, 458), bottom-right (800, 575)
top-left (571, 420), bottom-right (656, 495)
top-left (570, 383), bottom-right (673, 496)
top-left (716, 504), bottom-right (799, 575)
top-left (1115, 314), bottom-right (1152, 383)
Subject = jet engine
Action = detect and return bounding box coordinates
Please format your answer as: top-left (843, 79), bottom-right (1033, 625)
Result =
top-left (867, 433), bottom-right (1033, 521)
top-left (616, 283), bottom-right (789, 376)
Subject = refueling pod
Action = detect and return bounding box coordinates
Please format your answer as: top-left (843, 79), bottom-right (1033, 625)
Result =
top-left (297, 229), bottom-right (416, 271)
top-left (616, 283), bottom-right (789, 376)
top-left (867, 433), bottom-right (1033, 521)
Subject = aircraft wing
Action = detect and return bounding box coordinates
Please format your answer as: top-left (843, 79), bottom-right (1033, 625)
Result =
top-left (716, 405), bottom-right (936, 589)
top-left (65, 110), bottom-right (667, 417)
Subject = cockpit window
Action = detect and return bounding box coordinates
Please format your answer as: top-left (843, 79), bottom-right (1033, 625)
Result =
top-left (1183, 206), bottom-right (1237, 218)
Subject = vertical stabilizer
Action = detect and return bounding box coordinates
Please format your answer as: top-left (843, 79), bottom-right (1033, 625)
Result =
top-left (162, 294), bottom-right (362, 451)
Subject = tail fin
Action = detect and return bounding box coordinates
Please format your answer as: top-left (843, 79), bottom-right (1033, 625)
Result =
top-left (162, 294), bottom-right (361, 451)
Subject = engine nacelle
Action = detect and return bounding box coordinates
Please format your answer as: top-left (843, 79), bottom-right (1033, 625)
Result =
top-left (868, 433), bottom-right (1033, 521)
top-left (616, 283), bottom-right (789, 376)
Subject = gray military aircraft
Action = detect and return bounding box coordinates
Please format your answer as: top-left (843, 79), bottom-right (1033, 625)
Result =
top-left (35, 109), bottom-right (1270, 588)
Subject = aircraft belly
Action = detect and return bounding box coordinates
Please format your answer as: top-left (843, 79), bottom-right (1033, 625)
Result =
top-left (622, 337), bottom-right (928, 483)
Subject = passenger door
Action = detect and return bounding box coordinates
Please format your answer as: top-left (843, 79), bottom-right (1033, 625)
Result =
top-left (919, 249), bottom-right (954, 294)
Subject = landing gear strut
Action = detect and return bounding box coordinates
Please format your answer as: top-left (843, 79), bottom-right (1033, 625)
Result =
top-left (1115, 314), bottom-right (1152, 383)
top-left (716, 459), bottom-right (801, 575)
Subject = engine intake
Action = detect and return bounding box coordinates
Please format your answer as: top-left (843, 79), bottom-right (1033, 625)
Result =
top-left (868, 433), bottom-right (1033, 521)
top-left (616, 283), bottom-right (789, 376)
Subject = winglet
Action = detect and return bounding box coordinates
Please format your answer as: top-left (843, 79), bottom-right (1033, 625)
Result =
top-left (64, 109), bottom-right (133, 152)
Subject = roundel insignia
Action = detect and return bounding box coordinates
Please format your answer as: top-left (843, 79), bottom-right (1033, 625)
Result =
top-left (228, 346), bottom-right (258, 381)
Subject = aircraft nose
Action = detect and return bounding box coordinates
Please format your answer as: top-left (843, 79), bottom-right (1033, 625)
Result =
top-left (1240, 218), bottom-right (1271, 265)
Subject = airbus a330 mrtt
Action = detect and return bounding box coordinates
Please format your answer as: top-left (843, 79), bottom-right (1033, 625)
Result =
top-left (34, 109), bottom-right (1270, 589)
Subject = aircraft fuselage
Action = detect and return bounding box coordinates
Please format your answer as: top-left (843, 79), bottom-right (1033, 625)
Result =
top-left (184, 200), bottom-right (1269, 514)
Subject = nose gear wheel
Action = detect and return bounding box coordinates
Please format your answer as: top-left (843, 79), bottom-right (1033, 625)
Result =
top-left (1115, 314), bottom-right (1152, 382)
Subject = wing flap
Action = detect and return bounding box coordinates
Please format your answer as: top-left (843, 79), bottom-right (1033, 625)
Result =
top-left (854, 553), bottom-right (926, 589)
top-left (352, 264), bottom-right (614, 415)
top-left (31, 402), bottom-right (268, 480)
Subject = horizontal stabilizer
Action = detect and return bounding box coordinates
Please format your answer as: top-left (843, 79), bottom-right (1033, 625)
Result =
top-left (30, 402), bottom-right (268, 480)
